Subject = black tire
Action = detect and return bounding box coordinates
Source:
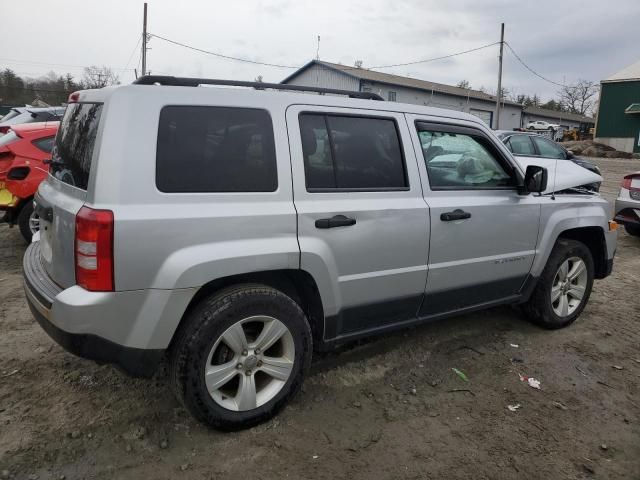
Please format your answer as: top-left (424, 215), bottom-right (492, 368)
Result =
top-left (625, 224), bottom-right (640, 237)
top-left (17, 201), bottom-right (37, 243)
top-left (169, 284), bottom-right (312, 430)
top-left (522, 239), bottom-right (594, 329)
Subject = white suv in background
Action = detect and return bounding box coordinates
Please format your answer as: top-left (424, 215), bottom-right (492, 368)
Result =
top-left (526, 120), bottom-right (560, 131)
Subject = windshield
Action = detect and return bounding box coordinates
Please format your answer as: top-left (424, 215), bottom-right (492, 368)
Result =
top-left (50, 103), bottom-right (103, 190)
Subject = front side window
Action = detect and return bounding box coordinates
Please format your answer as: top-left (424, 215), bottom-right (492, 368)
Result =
top-left (418, 126), bottom-right (514, 189)
top-left (156, 106), bottom-right (277, 193)
top-left (299, 113), bottom-right (407, 190)
top-left (507, 135), bottom-right (535, 156)
top-left (532, 136), bottom-right (565, 159)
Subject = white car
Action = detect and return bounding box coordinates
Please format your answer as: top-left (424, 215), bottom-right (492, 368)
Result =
top-left (526, 120), bottom-right (560, 131)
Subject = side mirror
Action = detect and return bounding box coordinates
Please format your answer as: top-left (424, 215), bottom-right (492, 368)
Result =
top-left (523, 165), bottom-right (548, 193)
top-left (566, 150), bottom-right (574, 159)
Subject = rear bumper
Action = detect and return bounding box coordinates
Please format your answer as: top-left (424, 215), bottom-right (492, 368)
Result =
top-left (22, 242), bottom-right (189, 377)
top-left (614, 196), bottom-right (640, 226)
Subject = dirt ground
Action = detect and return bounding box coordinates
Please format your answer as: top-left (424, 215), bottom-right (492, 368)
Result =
top-left (1, 157), bottom-right (639, 480)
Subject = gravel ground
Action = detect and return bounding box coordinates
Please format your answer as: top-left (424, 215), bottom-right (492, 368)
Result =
top-left (0, 157), bottom-right (639, 480)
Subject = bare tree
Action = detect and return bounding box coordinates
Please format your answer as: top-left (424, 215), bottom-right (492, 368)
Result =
top-left (81, 66), bottom-right (119, 89)
top-left (456, 80), bottom-right (471, 89)
top-left (558, 80), bottom-right (599, 116)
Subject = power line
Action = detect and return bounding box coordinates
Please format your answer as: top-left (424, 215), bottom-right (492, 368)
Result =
top-left (149, 33), bottom-right (300, 69)
top-left (124, 36), bottom-right (143, 72)
top-left (504, 42), bottom-right (566, 88)
top-left (0, 57), bottom-right (135, 72)
top-left (369, 42), bottom-right (500, 69)
top-left (149, 33), bottom-right (500, 72)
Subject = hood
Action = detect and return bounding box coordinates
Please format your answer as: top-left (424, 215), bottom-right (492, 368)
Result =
top-left (515, 157), bottom-right (602, 194)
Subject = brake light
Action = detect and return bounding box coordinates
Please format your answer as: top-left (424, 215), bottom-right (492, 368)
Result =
top-left (68, 91), bottom-right (80, 103)
top-left (0, 126), bottom-right (9, 134)
top-left (75, 206), bottom-right (114, 291)
top-left (622, 174), bottom-right (640, 192)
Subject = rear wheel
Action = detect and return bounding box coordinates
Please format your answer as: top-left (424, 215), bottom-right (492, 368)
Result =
top-left (625, 224), bottom-right (640, 237)
top-left (17, 201), bottom-right (39, 243)
top-left (169, 284), bottom-right (312, 430)
top-left (522, 239), bottom-right (594, 329)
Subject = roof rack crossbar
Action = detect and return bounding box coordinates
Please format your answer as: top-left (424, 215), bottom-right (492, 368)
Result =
top-left (132, 75), bottom-right (384, 100)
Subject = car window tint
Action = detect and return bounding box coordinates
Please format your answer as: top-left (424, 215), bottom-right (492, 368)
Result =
top-left (507, 135), bottom-right (535, 155)
top-left (418, 129), bottom-right (514, 189)
top-left (299, 113), bottom-right (407, 190)
top-left (32, 136), bottom-right (55, 153)
top-left (532, 136), bottom-right (565, 159)
top-left (156, 106), bottom-right (277, 193)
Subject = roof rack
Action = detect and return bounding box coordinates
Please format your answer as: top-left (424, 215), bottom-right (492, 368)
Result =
top-left (132, 75), bottom-right (384, 101)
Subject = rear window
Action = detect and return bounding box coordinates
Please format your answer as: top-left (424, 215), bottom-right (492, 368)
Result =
top-left (50, 103), bottom-right (103, 190)
top-left (156, 106), bottom-right (277, 193)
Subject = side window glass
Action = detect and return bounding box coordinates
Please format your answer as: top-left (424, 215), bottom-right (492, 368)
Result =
top-left (299, 114), bottom-right (407, 190)
top-left (532, 136), bottom-right (565, 159)
top-left (417, 128), bottom-right (514, 189)
top-left (507, 135), bottom-right (535, 156)
top-left (32, 136), bottom-right (55, 153)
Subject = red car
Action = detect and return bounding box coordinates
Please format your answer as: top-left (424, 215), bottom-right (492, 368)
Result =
top-left (0, 121), bottom-right (59, 242)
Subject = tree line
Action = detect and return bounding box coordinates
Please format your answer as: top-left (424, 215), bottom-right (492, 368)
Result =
top-left (456, 79), bottom-right (599, 117)
top-left (0, 66), bottom-right (120, 107)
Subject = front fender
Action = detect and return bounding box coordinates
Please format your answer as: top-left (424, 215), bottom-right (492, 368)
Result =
top-left (531, 197), bottom-right (611, 276)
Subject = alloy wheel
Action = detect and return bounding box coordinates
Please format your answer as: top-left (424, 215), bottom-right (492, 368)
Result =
top-left (204, 315), bottom-right (295, 411)
top-left (550, 257), bottom-right (588, 317)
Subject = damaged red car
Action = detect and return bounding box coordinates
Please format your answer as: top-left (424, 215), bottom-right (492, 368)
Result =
top-left (0, 122), bottom-right (59, 242)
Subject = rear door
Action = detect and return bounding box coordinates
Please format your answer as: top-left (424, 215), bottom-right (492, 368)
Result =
top-left (407, 116), bottom-right (541, 316)
top-left (286, 105), bottom-right (429, 339)
top-left (37, 102), bottom-right (103, 287)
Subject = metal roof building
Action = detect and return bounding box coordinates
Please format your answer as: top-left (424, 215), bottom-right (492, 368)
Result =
top-left (281, 60), bottom-right (594, 132)
top-left (595, 59), bottom-right (640, 153)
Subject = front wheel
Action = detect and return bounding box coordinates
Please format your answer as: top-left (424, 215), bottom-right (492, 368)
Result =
top-left (169, 284), bottom-right (312, 430)
top-left (522, 239), bottom-right (594, 329)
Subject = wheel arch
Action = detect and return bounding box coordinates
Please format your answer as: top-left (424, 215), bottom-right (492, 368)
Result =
top-left (557, 226), bottom-right (608, 279)
top-left (169, 269), bottom-right (326, 352)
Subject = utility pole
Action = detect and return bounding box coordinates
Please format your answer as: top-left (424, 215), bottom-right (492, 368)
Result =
top-left (141, 3), bottom-right (148, 76)
top-left (495, 22), bottom-right (504, 129)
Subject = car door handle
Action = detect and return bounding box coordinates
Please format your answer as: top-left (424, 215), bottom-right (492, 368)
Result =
top-left (315, 215), bottom-right (357, 229)
top-left (440, 209), bottom-right (471, 222)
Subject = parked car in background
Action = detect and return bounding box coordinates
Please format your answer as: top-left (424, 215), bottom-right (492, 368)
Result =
top-left (526, 120), bottom-right (559, 131)
top-left (496, 131), bottom-right (601, 191)
top-left (0, 107), bottom-right (64, 135)
top-left (24, 78), bottom-right (614, 430)
top-left (614, 172), bottom-right (640, 237)
top-left (0, 122), bottom-right (58, 241)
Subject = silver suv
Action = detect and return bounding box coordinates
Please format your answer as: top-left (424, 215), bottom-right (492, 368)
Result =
top-left (23, 76), bottom-right (616, 430)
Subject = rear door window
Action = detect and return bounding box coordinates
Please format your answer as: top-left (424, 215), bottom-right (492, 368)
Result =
top-left (299, 113), bottom-right (407, 190)
top-left (507, 135), bottom-right (535, 156)
top-left (156, 106), bottom-right (277, 193)
top-left (50, 103), bottom-right (103, 190)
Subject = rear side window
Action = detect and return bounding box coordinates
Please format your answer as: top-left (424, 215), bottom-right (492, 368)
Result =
top-left (51, 103), bottom-right (103, 190)
top-left (532, 136), bottom-right (565, 159)
top-left (32, 136), bottom-right (55, 153)
top-left (156, 106), bottom-right (277, 193)
top-left (507, 135), bottom-right (535, 156)
top-left (299, 113), bottom-right (407, 190)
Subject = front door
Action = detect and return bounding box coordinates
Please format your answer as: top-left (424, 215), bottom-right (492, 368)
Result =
top-left (407, 116), bottom-right (541, 316)
top-left (286, 105), bottom-right (430, 339)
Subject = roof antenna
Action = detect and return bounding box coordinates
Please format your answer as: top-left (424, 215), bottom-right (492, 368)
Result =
top-left (316, 35), bottom-right (321, 60)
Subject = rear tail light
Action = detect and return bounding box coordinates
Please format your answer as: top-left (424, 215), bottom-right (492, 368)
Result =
top-left (68, 91), bottom-right (80, 103)
top-left (0, 126), bottom-right (9, 134)
top-left (75, 206), bottom-right (114, 291)
top-left (621, 174), bottom-right (640, 191)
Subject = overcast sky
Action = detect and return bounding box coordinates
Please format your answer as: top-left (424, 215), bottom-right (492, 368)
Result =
top-left (4, 0), bottom-right (638, 100)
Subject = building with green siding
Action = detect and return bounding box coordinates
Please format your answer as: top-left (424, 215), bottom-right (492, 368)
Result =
top-left (595, 60), bottom-right (640, 153)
